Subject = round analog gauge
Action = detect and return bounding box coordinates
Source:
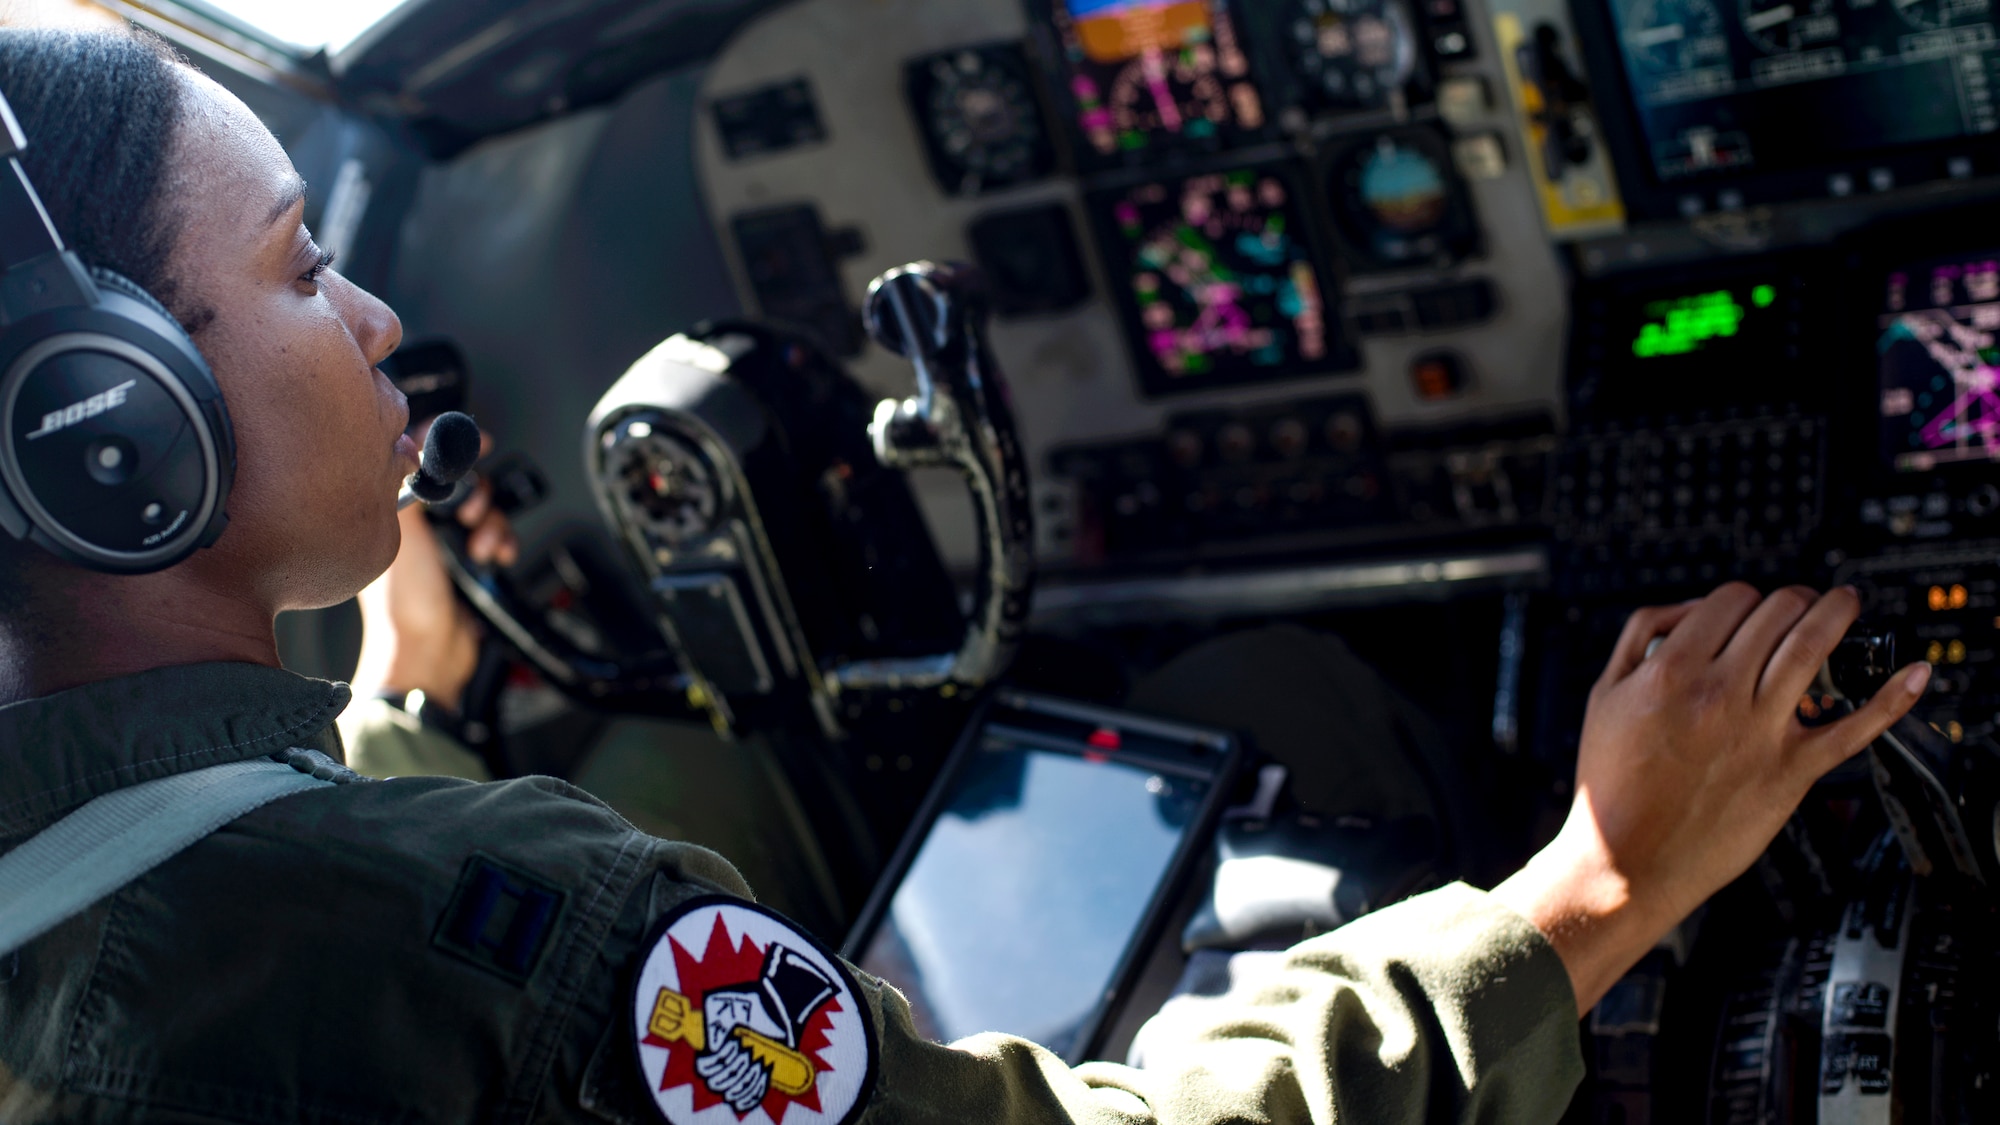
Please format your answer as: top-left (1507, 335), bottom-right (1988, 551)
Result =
top-left (921, 49), bottom-right (1047, 194)
top-left (1620, 0), bottom-right (1731, 77)
top-left (607, 424), bottom-right (720, 547)
top-left (1359, 141), bottom-right (1448, 233)
top-left (1890, 0), bottom-right (1993, 32)
top-left (1739, 0), bottom-right (1840, 53)
top-left (1328, 131), bottom-right (1475, 269)
top-left (1288, 0), bottom-right (1418, 110)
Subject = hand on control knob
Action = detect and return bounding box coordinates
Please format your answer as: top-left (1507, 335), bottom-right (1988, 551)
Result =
top-left (352, 420), bottom-right (518, 713)
top-left (1495, 583), bottom-right (1932, 1014)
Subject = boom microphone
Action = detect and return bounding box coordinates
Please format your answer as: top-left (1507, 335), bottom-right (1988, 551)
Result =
top-left (397, 411), bottom-right (482, 509)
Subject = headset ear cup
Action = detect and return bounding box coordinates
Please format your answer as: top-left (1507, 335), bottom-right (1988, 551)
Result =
top-left (86, 267), bottom-right (183, 332)
top-left (0, 261), bottom-right (230, 573)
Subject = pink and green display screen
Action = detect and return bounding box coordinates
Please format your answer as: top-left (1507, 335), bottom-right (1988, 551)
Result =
top-left (1051, 0), bottom-right (1264, 161)
top-left (1089, 162), bottom-right (1335, 396)
top-left (1879, 253), bottom-right (2000, 473)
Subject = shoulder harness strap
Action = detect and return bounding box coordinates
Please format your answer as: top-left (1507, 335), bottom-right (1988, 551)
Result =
top-left (0, 748), bottom-right (361, 958)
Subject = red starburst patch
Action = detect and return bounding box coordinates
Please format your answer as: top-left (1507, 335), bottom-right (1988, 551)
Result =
top-left (641, 913), bottom-right (842, 1124)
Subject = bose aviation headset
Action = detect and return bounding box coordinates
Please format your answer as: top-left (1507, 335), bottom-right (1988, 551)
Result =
top-left (0, 86), bottom-right (233, 575)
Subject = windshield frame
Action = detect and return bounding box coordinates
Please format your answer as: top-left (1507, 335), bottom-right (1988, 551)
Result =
top-left (115, 0), bottom-right (423, 62)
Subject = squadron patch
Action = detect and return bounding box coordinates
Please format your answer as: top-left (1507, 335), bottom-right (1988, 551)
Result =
top-left (632, 897), bottom-right (875, 1125)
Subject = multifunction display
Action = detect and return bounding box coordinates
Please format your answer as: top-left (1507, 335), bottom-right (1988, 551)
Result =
top-left (1879, 251), bottom-right (2000, 472)
top-left (1567, 267), bottom-right (1804, 421)
top-left (1045, 0), bottom-right (1267, 166)
top-left (1087, 162), bottom-right (1337, 395)
top-left (1606, 0), bottom-right (2000, 183)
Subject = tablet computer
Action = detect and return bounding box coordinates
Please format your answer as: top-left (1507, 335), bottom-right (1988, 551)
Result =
top-left (842, 689), bottom-right (1243, 1062)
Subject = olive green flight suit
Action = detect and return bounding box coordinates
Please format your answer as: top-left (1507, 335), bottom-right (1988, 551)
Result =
top-left (0, 662), bottom-right (1585, 1124)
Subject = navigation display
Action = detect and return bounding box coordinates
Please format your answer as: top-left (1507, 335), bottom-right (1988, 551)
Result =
top-left (1879, 252), bottom-right (2000, 472)
top-left (1087, 162), bottom-right (1342, 395)
top-left (1042, 0), bottom-right (1267, 167)
top-left (1604, 0), bottom-right (2000, 184)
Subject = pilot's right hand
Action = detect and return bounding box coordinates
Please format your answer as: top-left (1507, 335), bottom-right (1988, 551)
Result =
top-left (1496, 582), bottom-right (1930, 1014)
top-left (351, 424), bottom-right (518, 714)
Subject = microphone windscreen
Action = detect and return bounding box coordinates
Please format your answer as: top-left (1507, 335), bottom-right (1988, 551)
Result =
top-left (412, 411), bottom-right (482, 501)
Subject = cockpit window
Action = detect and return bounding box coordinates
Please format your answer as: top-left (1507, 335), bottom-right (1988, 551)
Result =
top-left (163, 0), bottom-right (414, 54)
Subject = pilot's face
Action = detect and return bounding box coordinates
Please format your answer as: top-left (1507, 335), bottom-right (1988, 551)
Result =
top-left (167, 70), bottom-right (412, 612)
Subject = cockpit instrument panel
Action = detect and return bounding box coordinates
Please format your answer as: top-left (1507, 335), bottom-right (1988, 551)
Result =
top-left (1878, 249), bottom-right (2000, 473)
top-left (1034, 0), bottom-right (1270, 170)
top-left (1087, 161), bottom-right (1350, 396)
top-left (1576, 0), bottom-right (2000, 215)
top-left (905, 43), bottom-right (1057, 196)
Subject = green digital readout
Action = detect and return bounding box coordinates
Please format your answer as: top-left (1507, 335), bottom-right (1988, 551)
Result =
top-left (1630, 285), bottom-right (1775, 358)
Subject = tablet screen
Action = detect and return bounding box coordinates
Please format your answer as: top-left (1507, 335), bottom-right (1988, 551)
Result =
top-left (857, 727), bottom-right (1213, 1058)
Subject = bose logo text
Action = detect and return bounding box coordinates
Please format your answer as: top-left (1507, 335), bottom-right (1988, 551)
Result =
top-left (25, 380), bottom-right (137, 440)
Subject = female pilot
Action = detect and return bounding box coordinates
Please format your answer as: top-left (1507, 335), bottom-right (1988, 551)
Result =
top-left (0, 26), bottom-right (1931, 1125)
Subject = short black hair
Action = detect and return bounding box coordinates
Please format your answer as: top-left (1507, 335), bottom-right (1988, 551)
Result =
top-left (0, 28), bottom-right (191, 609)
top-left (0, 27), bottom-right (191, 318)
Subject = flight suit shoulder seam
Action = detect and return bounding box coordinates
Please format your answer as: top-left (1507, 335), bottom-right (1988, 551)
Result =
top-left (0, 692), bottom-right (345, 834)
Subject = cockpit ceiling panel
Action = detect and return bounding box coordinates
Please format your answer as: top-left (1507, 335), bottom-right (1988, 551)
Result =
top-left (333, 0), bottom-right (791, 155)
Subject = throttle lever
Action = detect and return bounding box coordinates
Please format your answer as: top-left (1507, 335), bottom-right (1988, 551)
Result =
top-left (1818, 633), bottom-right (1997, 887)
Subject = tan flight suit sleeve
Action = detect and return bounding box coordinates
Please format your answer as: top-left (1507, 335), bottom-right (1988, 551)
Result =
top-left (854, 883), bottom-right (1584, 1124)
top-left (336, 695), bottom-right (494, 782)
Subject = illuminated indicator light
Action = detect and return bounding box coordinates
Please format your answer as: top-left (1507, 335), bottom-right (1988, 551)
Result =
top-left (1948, 721), bottom-right (1965, 743)
top-left (1927, 640), bottom-right (1946, 663)
top-left (1798, 695), bottom-right (1822, 720)
top-left (1951, 583), bottom-right (1969, 608)
top-left (1948, 639), bottom-right (1968, 663)
top-left (1751, 284), bottom-right (1776, 308)
top-left (1631, 290), bottom-right (1750, 358)
top-left (1086, 727), bottom-right (1122, 751)
top-left (1930, 585), bottom-right (1950, 611)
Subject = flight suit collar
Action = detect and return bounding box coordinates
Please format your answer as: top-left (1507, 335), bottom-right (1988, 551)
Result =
top-left (0, 661), bottom-right (349, 841)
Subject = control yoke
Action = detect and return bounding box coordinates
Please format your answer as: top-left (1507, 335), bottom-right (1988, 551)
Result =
top-left (580, 260), bottom-right (1033, 738)
top-left (838, 261), bottom-right (1034, 693)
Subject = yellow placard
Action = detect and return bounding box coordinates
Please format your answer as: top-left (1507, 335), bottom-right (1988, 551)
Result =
top-left (1492, 11), bottom-right (1626, 237)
